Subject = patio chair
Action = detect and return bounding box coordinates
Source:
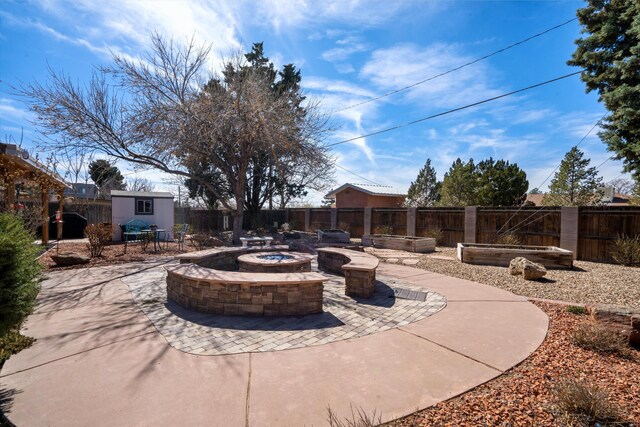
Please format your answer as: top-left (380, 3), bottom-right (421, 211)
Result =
top-left (174, 224), bottom-right (189, 251)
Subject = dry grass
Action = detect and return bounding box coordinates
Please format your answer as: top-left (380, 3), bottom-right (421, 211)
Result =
top-left (552, 377), bottom-right (624, 427)
top-left (327, 406), bottom-right (382, 427)
top-left (571, 322), bottom-right (633, 358)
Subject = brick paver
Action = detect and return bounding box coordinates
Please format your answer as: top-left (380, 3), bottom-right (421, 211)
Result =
top-left (122, 261), bottom-right (446, 355)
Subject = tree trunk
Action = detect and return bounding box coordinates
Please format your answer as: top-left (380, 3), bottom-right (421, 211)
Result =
top-left (232, 209), bottom-right (243, 245)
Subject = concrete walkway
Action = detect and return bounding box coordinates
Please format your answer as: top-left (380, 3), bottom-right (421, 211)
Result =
top-left (1, 260), bottom-right (548, 426)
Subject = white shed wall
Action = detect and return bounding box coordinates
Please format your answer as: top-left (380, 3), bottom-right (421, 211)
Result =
top-left (111, 196), bottom-right (175, 241)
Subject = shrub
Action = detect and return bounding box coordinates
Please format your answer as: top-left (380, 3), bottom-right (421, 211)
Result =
top-left (85, 223), bottom-right (112, 257)
top-left (423, 227), bottom-right (444, 245)
top-left (566, 305), bottom-right (588, 315)
top-left (375, 225), bottom-right (394, 235)
top-left (611, 234), bottom-right (640, 266)
top-left (552, 377), bottom-right (622, 427)
top-left (0, 330), bottom-right (35, 367)
top-left (0, 212), bottom-right (41, 335)
top-left (571, 322), bottom-right (632, 358)
top-left (496, 232), bottom-right (522, 245)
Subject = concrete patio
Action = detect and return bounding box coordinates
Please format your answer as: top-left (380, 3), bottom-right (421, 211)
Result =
top-left (0, 259), bottom-right (548, 426)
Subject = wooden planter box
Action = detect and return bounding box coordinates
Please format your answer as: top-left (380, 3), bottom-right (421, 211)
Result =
top-left (370, 235), bottom-right (436, 253)
top-left (456, 243), bottom-right (573, 269)
top-left (317, 229), bottom-right (351, 243)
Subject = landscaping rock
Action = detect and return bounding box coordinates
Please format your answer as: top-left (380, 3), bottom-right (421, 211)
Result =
top-left (508, 257), bottom-right (547, 280)
top-left (589, 304), bottom-right (640, 345)
top-left (51, 252), bottom-right (90, 266)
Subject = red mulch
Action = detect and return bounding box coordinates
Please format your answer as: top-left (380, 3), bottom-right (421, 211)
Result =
top-left (38, 241), bottom-right (198, 271)
top-left (388, 302), bottom-right (639, 426)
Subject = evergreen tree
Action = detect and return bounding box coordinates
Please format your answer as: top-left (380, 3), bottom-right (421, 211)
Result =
top-left (475, 158), bottom-right (528, 206)
top-left (568, 0), bottom-right (640, 183)
top-left (88, 159), bottom-right (126, 196)
top-left (406, 159), bottom-right (441, 207)
top-left (543, 147), bottom-right (604, 206)
top-left (439, 158), bottom-right (478, 206)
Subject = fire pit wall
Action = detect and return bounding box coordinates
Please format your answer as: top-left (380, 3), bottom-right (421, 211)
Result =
top-left (166, 269), bottom-right (324, 316)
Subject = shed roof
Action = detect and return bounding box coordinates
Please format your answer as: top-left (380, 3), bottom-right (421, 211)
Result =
top-left (324, 183), bottom-right (406, 199)
top-left (111, 190), bottom-right (174, 199)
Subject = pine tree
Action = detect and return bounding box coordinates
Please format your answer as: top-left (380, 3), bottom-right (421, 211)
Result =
top-left (543, 147), bottom-right (604, 206)
top-left (475, 158), bottom-right (528, 206)
top-left (439, 158), bottom-right (478, 206)
top-left (406, 159), bottom-right (441, 207)
top-left (568, 0), bottom-right (640, 183)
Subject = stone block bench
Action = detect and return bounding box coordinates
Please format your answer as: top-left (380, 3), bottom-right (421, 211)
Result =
top-left (175, 245), bottom-right (289, 270)
top-left (316, 247), bottom-right (379, 298)
top-left (166, 264), bottom-right (326, 316)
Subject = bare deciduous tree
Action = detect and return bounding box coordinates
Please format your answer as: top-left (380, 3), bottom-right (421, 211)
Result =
top-left (16, 34), bottom-right (332, 242)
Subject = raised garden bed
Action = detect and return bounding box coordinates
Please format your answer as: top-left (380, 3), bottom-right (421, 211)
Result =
top-left (456, 243), bottom-right (573, 269)
top-left (317, 229), bottom-right (351, 243)
top-left (367, 235), bottom-right (436, 253)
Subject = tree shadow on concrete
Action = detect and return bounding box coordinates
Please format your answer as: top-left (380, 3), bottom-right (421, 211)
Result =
top-left (0, 387), bottom-right (21, 427)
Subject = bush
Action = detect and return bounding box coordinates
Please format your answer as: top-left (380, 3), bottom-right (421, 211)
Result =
top-left (375, 225), bottom-right (394, 235)
top-left (423, 227), bottom-right (444, 245)
top-left (0, 330), bottom-right (35, 367)
top-left (327, 405), bottom-right (382, 427)
top-left (571, 322), bottom-right (632, 358)
top-left (0, 212), bottom-right (41, 335)
top-left (552, 377), bottom-right (622, 427)
top-left (85, 223), bottom-right (112, 257)
top-left (566, 305), bottom-right (588, 315)
top-left (611, 234), bottom-right (640, 266)
top-left (496, 232), bottom-right (522, 245)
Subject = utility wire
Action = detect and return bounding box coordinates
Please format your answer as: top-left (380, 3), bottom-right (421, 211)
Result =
top-left (496, 114), bottom-right (606, 236)
top-left (334, 163), bottom-right (383, 186)
top-left (325, 71), bottom-right (583, 148)
top-left (330, 17), bottom-right (578, 114)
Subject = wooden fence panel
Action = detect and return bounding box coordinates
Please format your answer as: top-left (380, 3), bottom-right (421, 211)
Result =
top-left (476, 207), bottom-right (561, 247)
top-left (371, 208), bottom-right (407, 236)
top-left (416, 208), bottom-right (465, 247)
top-left (578, 206), bottom-right (640, 262)
top-left (337, 208), bottom-right (364, 237)
top-left (310, 208), bottom-right (331, 231)
top-left (287, 209), bottom-right (306, 231)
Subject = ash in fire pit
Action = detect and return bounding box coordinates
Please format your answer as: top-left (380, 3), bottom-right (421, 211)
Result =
top-left (258, 254), bottom-right (294, 261)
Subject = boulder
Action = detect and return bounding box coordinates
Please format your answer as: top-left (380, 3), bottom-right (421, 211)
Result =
top-left (51, 252), bottom-right (90, 266)
top-left (509, 257), bottom-right (547, 280)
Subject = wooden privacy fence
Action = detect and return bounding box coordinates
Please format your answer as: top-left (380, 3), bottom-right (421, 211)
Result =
top-left (172, 205), bottom-right (640, 262)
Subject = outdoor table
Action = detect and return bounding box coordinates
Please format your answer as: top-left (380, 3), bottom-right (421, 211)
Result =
top-left (141, 229), bottom-right (167, 252)
top-left (239, 236), bottom-right (273, 247)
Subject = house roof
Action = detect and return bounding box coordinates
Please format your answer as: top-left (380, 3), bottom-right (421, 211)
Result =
top-left (324, 183), bottom-right (406, 199)
top-left (525, 192), bottom-right (633, 206)
top-left (111, 190), bottom-right (174, 199)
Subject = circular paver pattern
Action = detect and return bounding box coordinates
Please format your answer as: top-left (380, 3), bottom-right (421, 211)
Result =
top-left (123, 261), bottom-right (447, 355)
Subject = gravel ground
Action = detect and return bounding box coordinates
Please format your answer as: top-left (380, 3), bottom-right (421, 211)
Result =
top-left (387, 302), bottom-right (640, 427)
top-left (373, 247), bottom-right (640, 309)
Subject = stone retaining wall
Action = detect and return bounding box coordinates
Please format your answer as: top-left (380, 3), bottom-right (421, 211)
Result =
top-left (166, 271), bottom-right (323, 316)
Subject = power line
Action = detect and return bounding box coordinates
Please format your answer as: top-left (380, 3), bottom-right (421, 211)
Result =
top-left (334, 163), bottom-right (383, 186)
top-left (330, 17), bottom-right (578, 114)
top-left (325, 71), bottom-right (583, 148)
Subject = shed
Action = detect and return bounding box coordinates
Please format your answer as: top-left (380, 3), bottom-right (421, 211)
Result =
top-left (111, 190), bottom-right (175, 241)
top-left (324, 183), bottom-right (406, 208)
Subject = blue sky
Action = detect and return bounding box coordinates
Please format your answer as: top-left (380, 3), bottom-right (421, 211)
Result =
top-left (0, 0), bottom-right (630, 204)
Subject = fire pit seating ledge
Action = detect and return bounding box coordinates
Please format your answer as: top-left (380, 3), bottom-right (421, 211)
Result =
top-left (316, 247), bottom-right (379, 298)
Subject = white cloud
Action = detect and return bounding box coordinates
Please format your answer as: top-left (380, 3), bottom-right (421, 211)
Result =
top-left (360, 42), bottom-right (503, 109)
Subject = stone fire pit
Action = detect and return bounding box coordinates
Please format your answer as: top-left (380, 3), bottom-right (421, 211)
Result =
top-left (238, 251), bottom-right (314, 273)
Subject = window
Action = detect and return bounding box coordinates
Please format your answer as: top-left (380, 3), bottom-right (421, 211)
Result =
top-left (135, 198), bottom-right (153, 215)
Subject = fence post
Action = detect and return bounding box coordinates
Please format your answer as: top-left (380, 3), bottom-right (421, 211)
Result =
top-left (406, 208), bottom-right (417, 236)
top-left (464, 206), bottom-right (478, 243)
top-left (560, 206), bottom-right (579, 260)
top-left (364, 207), bottom-right (372, 236)
top-left (285, 208), bottom-right (290, 224)
top-left (331, 208), bottom-right (337, 229)
top-left (304, 208), bottom-right (311, 232)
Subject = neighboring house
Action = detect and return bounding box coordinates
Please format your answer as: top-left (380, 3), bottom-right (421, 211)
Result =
top-left (324, 183), bottom-right (406, 208)
top-left (525, 189), bottom-right (633, 207)
top-left (65, 183), bottom-right (99, 199)
top-left (111, 190), bottom-right (175, 241)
